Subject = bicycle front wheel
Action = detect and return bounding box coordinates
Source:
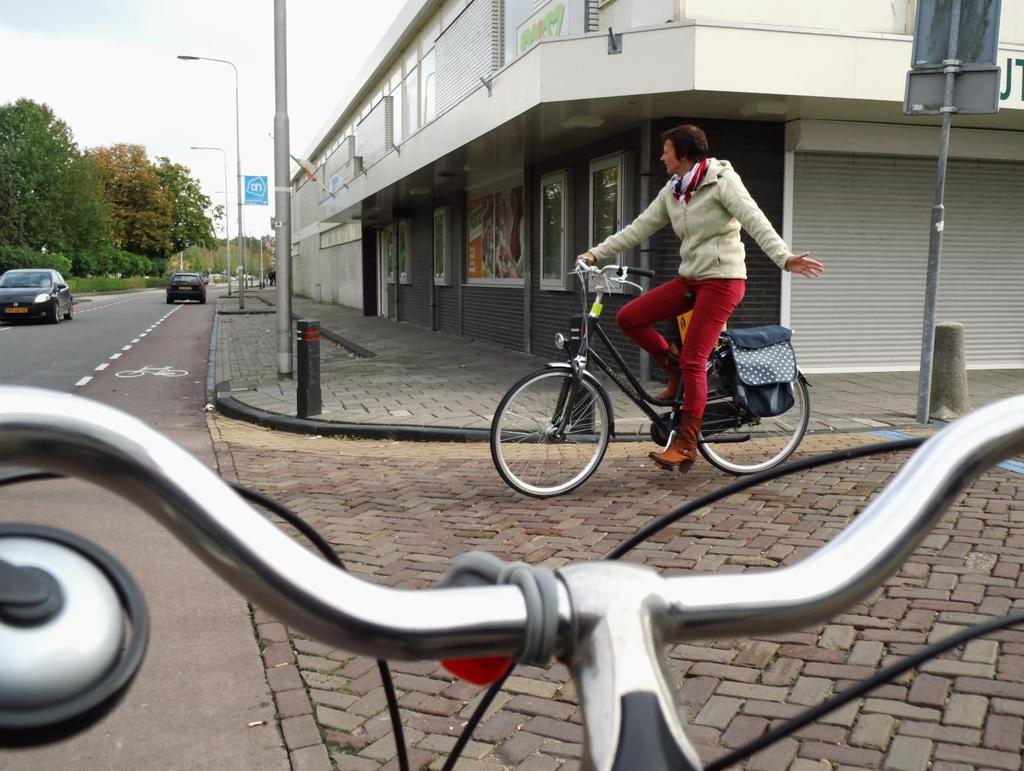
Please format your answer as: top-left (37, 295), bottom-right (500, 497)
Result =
top-left (490, 368), bottom-right (611, 498)
top-left (698, 376), bottom-right (810, 475)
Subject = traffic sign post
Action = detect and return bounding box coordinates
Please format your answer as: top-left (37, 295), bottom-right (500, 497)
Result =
top-left (904, 0), bottom-right (1002, 424)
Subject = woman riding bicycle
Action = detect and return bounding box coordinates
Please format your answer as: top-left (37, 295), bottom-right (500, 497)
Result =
top-left (581, 124), bottom-right (824, 472)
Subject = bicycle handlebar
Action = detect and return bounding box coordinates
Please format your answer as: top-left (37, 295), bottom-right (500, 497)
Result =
top-left (0, 387), bottom-right (567, 661)
top-left (3, 385), bottom-right (1024, 769)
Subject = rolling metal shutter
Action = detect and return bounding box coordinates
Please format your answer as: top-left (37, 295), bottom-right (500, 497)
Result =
top-left (790, 153), bottom-right (1024, 371)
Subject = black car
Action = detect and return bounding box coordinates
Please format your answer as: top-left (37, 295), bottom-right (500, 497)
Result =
top-left (0, 269), bottom-right (74, 324)
top-left (166, 273), bottom-right (206, 304)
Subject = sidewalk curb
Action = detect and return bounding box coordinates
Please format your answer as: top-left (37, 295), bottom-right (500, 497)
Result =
top-left (214, 389), bottom-right (490, 442)
top-left (253, 293), bottom-right (378, 359)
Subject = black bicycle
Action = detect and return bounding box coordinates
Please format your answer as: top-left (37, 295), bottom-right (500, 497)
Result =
top-left (490, 260), bottom-right (811, 497)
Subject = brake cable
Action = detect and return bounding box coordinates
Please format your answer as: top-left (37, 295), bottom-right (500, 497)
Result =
top-left (0, 472), bottom-right (411, 771)
top-left (4, 436), bottom-right (1019, 771)
top-left (233, 485), bottom-right (411, 771)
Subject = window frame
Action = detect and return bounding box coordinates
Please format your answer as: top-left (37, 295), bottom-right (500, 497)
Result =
top-left (539, 170), bottom-right (571, 291)
top-left (420, 48), bottom-right (437, 126)
top-left (381, 223), bottom-right (396, 283)
top-left (588, 153), bottom-right (625, 266)
top-left (397, 218), bottom-right (412, 285)
top-left (433, 206), bottom-right (450, 286)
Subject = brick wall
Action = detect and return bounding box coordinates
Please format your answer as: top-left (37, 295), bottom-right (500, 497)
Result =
top-left (398, 206), bottom-right (433, 329)
top-left (463, 286), bottom-right (524, 349)
top-left (436, 0), bottom-right (502, 115)
top-left (435, 192), bottom-right (465, 336)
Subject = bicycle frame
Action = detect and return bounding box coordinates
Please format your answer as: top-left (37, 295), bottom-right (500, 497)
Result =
top-left (564, 266), bottom-right (742, 443)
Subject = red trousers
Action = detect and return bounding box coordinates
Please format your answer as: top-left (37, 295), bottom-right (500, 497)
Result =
top-left (616, 277), bottom-right (745, 418)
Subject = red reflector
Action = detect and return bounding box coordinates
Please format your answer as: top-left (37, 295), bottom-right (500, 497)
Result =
top-left (441, 657), bottom-right (512, 686)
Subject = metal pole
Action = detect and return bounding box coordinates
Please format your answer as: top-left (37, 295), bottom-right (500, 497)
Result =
top-left (223, 157), bottom-right (231, 290)
top-left (915, 0), bottom-right (961, 424)
top-left (274, 0), bottom-right (294, 378)
top-left (259, 238), bottom-right (264, 289)
top-left (232, 65), bottom-right (246, 311)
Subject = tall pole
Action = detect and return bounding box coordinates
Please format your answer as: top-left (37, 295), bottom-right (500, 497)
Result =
top-left (232, 64), bottom-right (246, 310)
top-left (190, 146), bottom-right (231, 292)
top-left (274, 0), bottom-right (293, 378)
top-left (915, 0), bottom-right (962, 424)
top-left (177, 55), bottom-right (244, 300)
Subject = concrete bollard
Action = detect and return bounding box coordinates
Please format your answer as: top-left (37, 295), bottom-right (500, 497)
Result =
top-left (929, 321), bottom-right (969, 420)
top-left (296, 319), bottom-right (322, 418)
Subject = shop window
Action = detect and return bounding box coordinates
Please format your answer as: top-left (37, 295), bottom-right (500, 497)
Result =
top-left (381, 224), bottom-right (396, 282)
top-left (397, 219), bottom-right (411, 284)
top-left (466, 186), bottom-right (525, 285)
top-left (589, 153), bottom-right (624, 266)
top-left (433, 207), bottom-right (449, 285)
top-left (540, 170), bottom-right (570, 290)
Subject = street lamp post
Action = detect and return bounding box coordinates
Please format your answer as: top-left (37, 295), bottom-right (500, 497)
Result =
top-left (190, 146), bottom-right (231, 291)
top-left (177, 54), bottom-right (245, 306)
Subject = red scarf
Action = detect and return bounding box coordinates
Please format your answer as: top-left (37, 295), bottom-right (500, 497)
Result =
top-left (672, 158), bottom-right (710, 205)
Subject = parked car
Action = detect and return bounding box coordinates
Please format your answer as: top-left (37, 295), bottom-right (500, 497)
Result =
top-left (166, 273), bottom-right (206, 304)
top-left (0, 269), bottom-right (74, 324)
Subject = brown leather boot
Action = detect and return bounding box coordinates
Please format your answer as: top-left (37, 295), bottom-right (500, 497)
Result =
top-left (655, 343), bottom-right (681, 401)
top-left (649, 413), bottom-right (702, 472)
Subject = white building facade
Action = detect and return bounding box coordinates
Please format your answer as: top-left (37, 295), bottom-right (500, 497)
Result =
top-left (292, 0), bottom-right (1024, 373)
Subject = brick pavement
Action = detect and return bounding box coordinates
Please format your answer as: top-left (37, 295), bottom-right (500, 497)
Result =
top-left (209, 415), bottom-right (1024, 770)
top-left (215, 291), bottom-right (1023, 435)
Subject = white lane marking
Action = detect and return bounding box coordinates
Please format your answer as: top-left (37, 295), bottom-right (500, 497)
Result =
top-left (109, 353), bottom-right (122, 360)
top-left (140, 333), bottom-right (147, 337)
top-left (0, 327), bottom-right (11, 333)
top-left (95, 363), bottom-right (109, 371)
top-left (131, 338), bottom-right (141, 343)
top-left (75, 376), bottom-right (92, 387)
top-left (121, 345), bottom-right (132, 351)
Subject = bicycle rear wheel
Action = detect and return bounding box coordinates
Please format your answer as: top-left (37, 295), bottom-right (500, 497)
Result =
top-left (490, 368), bottom-right (611, 498)
top-left (698, 376), bottom-right (810, 474)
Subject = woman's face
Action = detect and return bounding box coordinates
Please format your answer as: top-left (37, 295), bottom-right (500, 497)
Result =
top-left (661, 140), bottom-right (694, 177)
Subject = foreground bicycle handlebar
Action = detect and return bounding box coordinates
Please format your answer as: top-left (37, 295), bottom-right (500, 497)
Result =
top-left (2, 386), bottom-right (1023, 769)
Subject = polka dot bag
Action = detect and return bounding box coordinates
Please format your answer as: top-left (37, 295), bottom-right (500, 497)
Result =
top-left (721, 325), bottom-right (797, 418)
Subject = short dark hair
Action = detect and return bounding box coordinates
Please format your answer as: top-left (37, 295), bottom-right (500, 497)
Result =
top-left (660, 124), bottom-right (709, 161)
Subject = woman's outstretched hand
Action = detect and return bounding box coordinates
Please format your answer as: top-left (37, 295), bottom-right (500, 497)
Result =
top-left (785, 253), bottom-right (824, 277)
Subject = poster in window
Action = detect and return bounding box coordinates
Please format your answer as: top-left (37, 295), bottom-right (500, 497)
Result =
top-left (481, 195), bottom-right (495, 278)
top-left (467, 197), bottom-right (485, 279)
top-left (494, 187), bottom-right (524, 279)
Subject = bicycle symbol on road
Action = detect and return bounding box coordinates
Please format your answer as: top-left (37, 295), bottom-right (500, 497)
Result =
top-left (115, 365), bottom-right (189, 379)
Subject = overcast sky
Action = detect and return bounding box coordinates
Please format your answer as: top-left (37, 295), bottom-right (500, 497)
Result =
top-left (0, 0), bottom-right (408, 238)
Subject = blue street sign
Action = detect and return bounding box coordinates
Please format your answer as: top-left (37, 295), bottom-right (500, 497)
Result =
top-left (244, 176), bottom-right (268, 205)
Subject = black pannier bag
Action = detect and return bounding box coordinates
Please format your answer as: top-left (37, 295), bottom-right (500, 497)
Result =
top-left (720, 325), bottom-right (797, 418)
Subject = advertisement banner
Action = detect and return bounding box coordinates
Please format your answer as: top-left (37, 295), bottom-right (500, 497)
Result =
top-left (244, 175), bottom-right (268, 205)
top-left (494, 187), bottom-right (524, 279)
top-left (517, 1), bottom-right (569, 55)
top-left (467, 197), bottom-right (485, 279)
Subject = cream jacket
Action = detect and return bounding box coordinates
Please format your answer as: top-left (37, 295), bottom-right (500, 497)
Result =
top-left (589, 159), bottom-right (791, 280)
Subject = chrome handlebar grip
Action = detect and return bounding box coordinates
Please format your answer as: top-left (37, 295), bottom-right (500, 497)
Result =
top-left (0, 387), bottom-right (571, 660)
top-left (656, 394), bottom-right (1024, 641)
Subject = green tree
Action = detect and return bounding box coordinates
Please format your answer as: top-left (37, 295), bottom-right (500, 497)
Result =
top-left (55, 152), bottom-right (113, 274)
top-left (0, 99), bottom-right (77, 250)
top-left (88, 143), bottom-right (173, 261)
top-left (153, 157), bottom-right (216, 254)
